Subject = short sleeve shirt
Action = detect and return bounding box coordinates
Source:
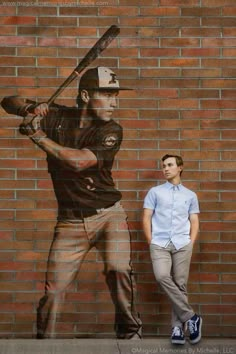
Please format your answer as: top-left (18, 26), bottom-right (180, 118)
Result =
top-left (143, 181), bottom-right (200, 250)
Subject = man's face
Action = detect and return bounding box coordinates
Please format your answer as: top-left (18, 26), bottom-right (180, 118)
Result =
top-left (162, 157), bottom-right (182, 181)
top-left (88, 90), bottom-right (119, 122)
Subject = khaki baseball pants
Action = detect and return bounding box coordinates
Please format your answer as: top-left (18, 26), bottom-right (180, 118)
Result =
top-left (37, 203), bottom-right (142, 338)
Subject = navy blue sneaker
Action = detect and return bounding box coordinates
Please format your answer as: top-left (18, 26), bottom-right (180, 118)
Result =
top-left (187, 314), bottom-right (202, 344)
top-left (171, 326), bottom-right (185, 345)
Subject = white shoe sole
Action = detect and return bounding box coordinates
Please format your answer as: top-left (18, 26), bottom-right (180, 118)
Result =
top-left (172, 339), bottom-right (186, 345)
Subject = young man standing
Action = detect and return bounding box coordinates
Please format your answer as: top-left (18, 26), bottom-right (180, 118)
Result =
top-left (142, 154), bottom-right (202, 345)
top-left (1, 67), bottom-right (142, 339)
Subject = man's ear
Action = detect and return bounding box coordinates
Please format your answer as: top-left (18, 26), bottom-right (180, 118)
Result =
top-left (81, 89), bottom-right (90, 103)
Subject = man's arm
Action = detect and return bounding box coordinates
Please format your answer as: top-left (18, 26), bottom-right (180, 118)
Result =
top-left (189, 213), bottom-right (199, 245)
top-left (142, 208), bottom-right (153, 245)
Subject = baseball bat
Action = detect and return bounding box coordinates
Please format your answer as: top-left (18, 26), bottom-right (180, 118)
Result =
top-left (47, 24), bottom-right (120, 105)
top-left (19, 25), bottom-right (120, 134)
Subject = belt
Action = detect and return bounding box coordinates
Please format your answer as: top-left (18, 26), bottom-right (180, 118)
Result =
top-left (79, 202), bottom-right (119, 218)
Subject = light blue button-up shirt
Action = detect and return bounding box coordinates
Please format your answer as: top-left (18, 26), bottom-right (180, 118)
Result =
top-left (143, 181), bottom-right (200, 250)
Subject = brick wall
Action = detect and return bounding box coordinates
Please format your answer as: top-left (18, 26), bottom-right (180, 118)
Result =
top-left (0, 0), bottom-right (235, 338)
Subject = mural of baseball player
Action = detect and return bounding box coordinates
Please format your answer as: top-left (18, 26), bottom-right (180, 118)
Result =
top-left (1, 67), bottom-right (142, 339)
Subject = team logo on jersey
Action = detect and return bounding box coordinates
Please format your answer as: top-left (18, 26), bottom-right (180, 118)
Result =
top-left (102, 133), bottom-right (118, 149)
top-left (84, 177), bottom-right (96, 191)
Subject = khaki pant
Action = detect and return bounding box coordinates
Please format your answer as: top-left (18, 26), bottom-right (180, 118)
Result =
top-left (37, 203), bottom-right (142, 338)
top-left (150, 241), bottom-right (194, 327)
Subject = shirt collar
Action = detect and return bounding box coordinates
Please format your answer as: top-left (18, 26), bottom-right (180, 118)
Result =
top-left (165, 181), bottom-right (182, 190)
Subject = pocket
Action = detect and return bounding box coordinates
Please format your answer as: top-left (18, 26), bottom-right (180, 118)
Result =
top-left (149, 243), bottom-right (163, 259)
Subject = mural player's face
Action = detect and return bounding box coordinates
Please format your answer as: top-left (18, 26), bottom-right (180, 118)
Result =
top-left (88, 90), bottom-right (119, 122)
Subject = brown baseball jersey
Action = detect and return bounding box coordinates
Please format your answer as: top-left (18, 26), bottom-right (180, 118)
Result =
top-left (41, 104), bottom-right (123, 220)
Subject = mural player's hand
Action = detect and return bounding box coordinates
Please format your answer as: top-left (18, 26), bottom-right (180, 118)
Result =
top-left (19, 102), bottom-right (48, 136)
top-left (27, 102), bottom-right (49, 117)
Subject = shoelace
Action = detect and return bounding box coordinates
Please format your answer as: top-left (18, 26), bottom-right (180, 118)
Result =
top-left (172, 326), bottom-right (182, 336)
top-left (188, 318), bottom-right (198, 334)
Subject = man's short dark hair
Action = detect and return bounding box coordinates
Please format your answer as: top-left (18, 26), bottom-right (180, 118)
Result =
top-left (162, 154), bottom-right (184, 175)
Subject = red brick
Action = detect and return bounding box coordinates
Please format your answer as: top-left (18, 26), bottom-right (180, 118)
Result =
top-left (100, 7), bottom-right (138, 16)
top-left (198, 191), bottom-right (218, 200)
top-left (201, 140), bottom-right (236, 150)
top-left (182, 48), bottom-right (220, 57)
top-left (18, 47), bottom-right (57, 57)
top-left (160, 79), bottom-right (199, 88)
top-left (0, 67), bottom-right (15, 77)
top-left (15, 272), bottom-right (44, 281)
top-left (18, 67), bottom-right (57, 77)
top-left (141, 68), bottom-right (180, 78)
top-left (201, 161), bottom-right (236, 170)
top-left (201, 119), bottom-right (236, 129)
top-left (159, 99), bottom-right (198, 109)
top-left (160, 58), bottom-right (199, 67)
top-left (221, 192), bottom-right (236, 201)
top-left (222, 109), bottom-right (236, 118)
top-left (58, 27), bottom-right (96, 38)
top-left (18, 6), bottom-right (56, 16)
top-left (223, 7), bottom-right (236, 16)
top-left (0, 56), bottom-right (35, 66)
top-left (181, 109), bottom-right (220, 119)
top-left (222, 315), bottom-right (236, 325)
top-left (0, 36), bottom-right (35, 46)
top-left (182, 68), bottom-right (221, 78)
top-left (18, 26), bottom-right (57, 37)
top-left (160, 0), bottom-right (199, 5)
top-left (0, 6), bottom-right (16, 15)
top-left (202, 17), bottom-right (236, 27)
top-left (0, 26), bottom-right (16, 36)
top-left (222, 89), bottom-right (236, 99)
top-left (0, 16), bottom-right (36, 25)
top-left (222, 274), bottom-right (236, 283)
top-left (59, 7), bottom-right (98, 16)
top-left (201, 201), bottom-right (236, 211)
top-left (223, 48), bottom-right (236, 57)
top-left (181, 7), bottom-right (220, 16)
top-left (160, 119), bottom-right (198, 129)
top-left (38, 38), bottom-right (77, 47)
top-left (181, 89), bottom-right (219, 99)
top-left (202, 0), bottom-right (236, 6)
top-left (202, 59), bottom-right (236, 68)
top-left (161, 37), bottom-right (200, 47)
top-left (141, 7), bottom-right (179, 16)
top-left (202, 79), bottom-right (236, 88)
top-left (221, 171), bottom-right (236, 180)
top-left (161, 18), bottom-right (200, 30)
top-left (38, 17), bottom-right (77, 27)
top-left (0, 283), bottom-right (33, 292)
top-left (14, 251), bottom-right (48, 262)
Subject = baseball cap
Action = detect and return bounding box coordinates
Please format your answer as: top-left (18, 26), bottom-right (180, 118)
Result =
top-left (79, 66), bottom-right (132, 91)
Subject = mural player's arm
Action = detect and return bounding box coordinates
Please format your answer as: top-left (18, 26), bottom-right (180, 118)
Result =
top-left (1, 96), bottom-right (97, 172)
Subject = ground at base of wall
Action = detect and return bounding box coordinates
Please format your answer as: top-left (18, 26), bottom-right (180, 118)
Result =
top-left (0, 338), bottom-right (236, 354)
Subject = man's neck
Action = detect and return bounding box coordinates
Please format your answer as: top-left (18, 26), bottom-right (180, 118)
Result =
top-left (78, 108), bottom-right (93, 128)
top-left (167, 177), bottom-right (181, 186)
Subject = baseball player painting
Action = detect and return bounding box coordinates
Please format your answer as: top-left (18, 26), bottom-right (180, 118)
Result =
top-left (1, 67), bottom-right (142, 339)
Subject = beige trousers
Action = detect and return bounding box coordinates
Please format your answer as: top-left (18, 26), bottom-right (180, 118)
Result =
top-left (150, 241), bottom-right (195, 327)
top-left (37, 203), bottom-right (142, 338)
